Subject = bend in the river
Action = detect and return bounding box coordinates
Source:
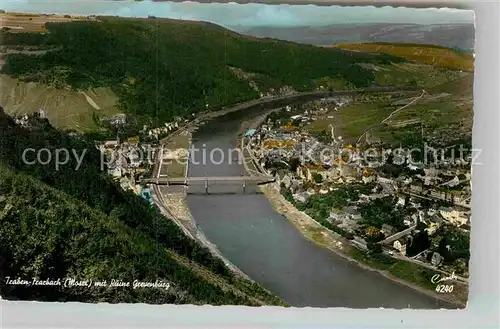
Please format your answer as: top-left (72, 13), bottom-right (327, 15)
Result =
top-left (184, 96), bottom-right (453, 309)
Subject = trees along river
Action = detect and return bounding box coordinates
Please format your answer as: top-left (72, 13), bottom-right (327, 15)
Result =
top-left (185, 108), bottom-right (452, 308)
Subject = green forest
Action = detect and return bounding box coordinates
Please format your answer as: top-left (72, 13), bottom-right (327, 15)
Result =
top-left (0, 16), bottom-right (406, 126)
top-left (0, 111), bottom-right (285, 305)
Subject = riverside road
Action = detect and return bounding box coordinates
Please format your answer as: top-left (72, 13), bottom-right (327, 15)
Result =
top-left (155, 88), bottom-right (453, 308)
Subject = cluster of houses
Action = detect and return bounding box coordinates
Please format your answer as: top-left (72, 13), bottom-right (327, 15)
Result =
top-left (106, 113), bottom-right (189, 141)
top-left (259, 85), bottom-right (296, 99)
top-left (245, 99), bottom-right (471, 273)
top-left (140, 118), bottom-right (186, 141)
top-left (11, 108), bottom-right (47, 128)
top-left (95, 136), bottom-right (154, 192)
top-left (13, 114), bottom-right (30, 128)
top-left (98, 113), bottom-right (195, 194)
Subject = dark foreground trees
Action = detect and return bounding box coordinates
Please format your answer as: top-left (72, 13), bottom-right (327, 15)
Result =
top-left (0, 112), bottom-right (284, 305)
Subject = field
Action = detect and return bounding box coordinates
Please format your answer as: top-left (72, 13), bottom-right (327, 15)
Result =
top-left (307, 72), bottom-right (473, 146)
top-left (0, 15), bottom-right (409, 129)
top-left (0, 12), bottom-right (88, 33)
top-left (335, 42), bottom-right (474, 71)
top-left (0, 15), bottom-right (472, 137)
top-left (307, 101), bottom-right (397, 143)
top-left (160, 134), bottom-right (190, 178)
top-left (0, 13), bottom-right (117, 132)
top-left (0, 74), bottom-right (120, 131)
top-left (431, 71), bottom-right (474, 97)
top-left (374, 73), bottom-right (473, 145)
top-left (372, 62), bottom-right (465, 88)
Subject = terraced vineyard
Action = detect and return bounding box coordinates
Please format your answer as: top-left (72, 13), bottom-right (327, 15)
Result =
top-left (307, 73), bottom-right (473, 146)
top-left (0, 12), bottom-right (88, 33)
top-left (0, 16), bottom-right (407, 130)
top-left (335, 42), bottom-right (474, 71)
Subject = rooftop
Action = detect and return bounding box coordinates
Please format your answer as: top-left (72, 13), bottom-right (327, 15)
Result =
top-left (244, 129), bottom-right (256, 137)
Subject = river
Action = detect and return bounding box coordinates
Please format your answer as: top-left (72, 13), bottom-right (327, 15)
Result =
top-left (186, 107), bottom-right (451, 309)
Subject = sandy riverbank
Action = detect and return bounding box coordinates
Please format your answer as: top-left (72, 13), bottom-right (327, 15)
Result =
top-left (239, 116), bottom-right (467, 308)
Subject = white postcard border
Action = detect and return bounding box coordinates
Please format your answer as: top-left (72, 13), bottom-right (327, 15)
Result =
top-left (0, 0), bottom-right (498, 328)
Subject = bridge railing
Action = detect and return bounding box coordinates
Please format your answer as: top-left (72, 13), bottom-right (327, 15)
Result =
top-left (141, 175), bottom-right (275, 186)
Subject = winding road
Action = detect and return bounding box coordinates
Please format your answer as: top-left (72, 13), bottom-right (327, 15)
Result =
top-left (357, 89), bottom-right (426, 144)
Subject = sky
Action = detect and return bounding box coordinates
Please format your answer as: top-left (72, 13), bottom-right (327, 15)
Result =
top-left (2, 0), bottom-right (475, 28)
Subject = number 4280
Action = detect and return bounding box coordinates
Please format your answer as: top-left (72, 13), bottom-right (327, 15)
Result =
top-left (435, 284), bottom-right (454, 293)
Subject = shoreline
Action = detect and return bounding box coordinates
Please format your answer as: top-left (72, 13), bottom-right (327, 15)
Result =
top-left (153, 128), bottom-right (254, 282)
top-left (151, 91), bottom-right (467, 308)
top-left (261, 183), bottom-right (466, 309)
top-left (239, 114), bottom-right (467, 309)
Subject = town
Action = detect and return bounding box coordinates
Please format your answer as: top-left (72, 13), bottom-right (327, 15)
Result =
top-left (7, 91), bottom-right (472, 281)
top-left (243, 95), bottom-right (471, 278)
top-left (94, 113), bottom-right (189, 198)
top-left (92, 85), bottom-right (304, 201)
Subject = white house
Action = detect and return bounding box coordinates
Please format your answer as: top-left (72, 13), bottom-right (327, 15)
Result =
top-left (377, 176), bottom-right (394, 185)
top-left (439, 207), bottom-right (469, 226)
top-left (359, 194), bottom-right (371, 202)
top-left (403, 177), bottom-right (413, 185)
top-left (408, 164), bottom-right (420, 171)
top-left (349, 213), bottom-right (362, 221)
top-left (426, 222), bottom-right (439, 235)
top-left (362, 175), bottom-right (375, 184)
top-left (442, 176), bottom-right (460, 187)
top-left (410, 184), bottom-right (423, 193)
top-left (431, 252), bottom-right (443, 266)
top-left (329, 211), bottom-right (342, 222)
top-left (281, 175), bottom-right (292, 189)
top-left (104, 140), bottom-right (119, 148)
top-left (293, 192), bottom-right (310, 203)
top-left (109, 167), bottom-right (122, 178)
top-left (109, 114), bottom-right (126, 125)
top-left (424, 168), bottom-right (438, 177)
top-left (393, 239), bottom-right (407, 255)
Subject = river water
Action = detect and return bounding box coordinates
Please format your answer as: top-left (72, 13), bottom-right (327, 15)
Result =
top-left (186, 108), bottom-right (451, 309)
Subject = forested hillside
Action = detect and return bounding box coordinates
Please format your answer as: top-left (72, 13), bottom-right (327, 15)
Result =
top-left (0, 16), bottom-right (406, 126)
top-left (0, 111), bottom-right (285, 305)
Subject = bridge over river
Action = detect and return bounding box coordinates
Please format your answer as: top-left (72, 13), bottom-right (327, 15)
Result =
top-left (141, 175), bottom-right (276, 194)
top-left (143, 85), bottom-right (456, 308)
